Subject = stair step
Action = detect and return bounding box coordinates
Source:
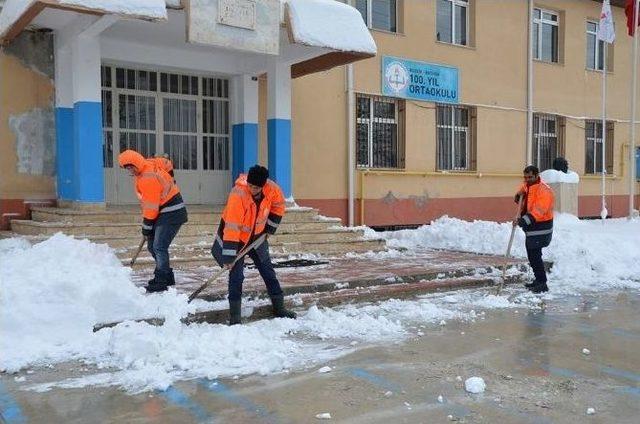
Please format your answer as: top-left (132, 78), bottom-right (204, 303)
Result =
top-left (30, 206), bottom-right (319, 224)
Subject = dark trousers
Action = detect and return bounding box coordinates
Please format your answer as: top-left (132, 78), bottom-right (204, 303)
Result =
top-left (526, 247), bottom-right (547, 284)
top-left (147, 223), bottom-right (182, 274)
top-left (228, 240), bottom-right (283, 302)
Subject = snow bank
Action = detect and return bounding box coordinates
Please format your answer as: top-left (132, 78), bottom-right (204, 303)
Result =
top-left (380, 214), bottom-right (640, 294)
top-left (286, 0), bottom-right (377, 54)
top-left (540, 169), bottom-right (579, 183)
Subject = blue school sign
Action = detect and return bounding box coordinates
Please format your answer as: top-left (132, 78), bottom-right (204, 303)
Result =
top-left (382, 56), bottom-right (459, 104)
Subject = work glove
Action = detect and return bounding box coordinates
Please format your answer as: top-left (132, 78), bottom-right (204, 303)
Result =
top-left (517, 214), bottom-right (534, 228)
top-left (514, 193), bottom-right (522, 204)
top-left (141, 218), bottom-right (154, 236)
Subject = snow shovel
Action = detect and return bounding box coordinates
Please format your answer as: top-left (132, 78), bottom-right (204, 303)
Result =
top-left (496, 196), bottom-right (524, 295)
top-left (187, 234), bottom-right (267, 303)
top-left (130, 236), bottom-right (146, 266)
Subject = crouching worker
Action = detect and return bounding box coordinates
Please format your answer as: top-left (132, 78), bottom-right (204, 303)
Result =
top-left (514, 165), bottom-right (554, 293)
top-left (118, 150), bottom-right (188, 292)
top-left (212, 165), bottom-right (296, 325)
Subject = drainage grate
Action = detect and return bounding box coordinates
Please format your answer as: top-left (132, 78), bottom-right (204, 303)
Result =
top-left (248, 259), bottom-right (329, 269)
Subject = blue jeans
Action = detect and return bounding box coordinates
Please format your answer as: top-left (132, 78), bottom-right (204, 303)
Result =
top-left (147, 223), bottom-right (182, 274)
top-left (228, 240), bottom-right (283, 302)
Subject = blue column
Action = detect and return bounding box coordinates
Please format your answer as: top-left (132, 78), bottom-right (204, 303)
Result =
top-left (232, 123), bottom-right (258, 181)
top-left (55, 107), bottom-right (75, 200)
top-left (73, 101), bottom-right (104, 203)
top-left (267, 119), bottom-right (291, 197)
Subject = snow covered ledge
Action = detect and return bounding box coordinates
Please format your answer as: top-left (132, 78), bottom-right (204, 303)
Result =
top-left (0, 0), bottom-right (169, 44)
top-left (283, 0), bottom-right (377, 78)
top-left (540, 169), bottom-right (580, 216)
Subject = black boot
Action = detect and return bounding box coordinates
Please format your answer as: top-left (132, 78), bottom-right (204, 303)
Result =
top-left (528, 281), bottom-right (549, 294)
top-left (146, 270), bottom-right (169, 293)
top-left (524, 280), bottom-right (537, 289)
top-left (167, 268), bottom-right (176, 286)
top-left (229, 300), bottom-right (242, 325)
top-left (270, 294), bottom-right (296, 319)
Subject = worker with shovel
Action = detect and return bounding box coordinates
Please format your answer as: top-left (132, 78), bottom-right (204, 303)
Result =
top-left (514, 165), bottom-right (555, 293)
top-left (118, 150), bottom-right (188, 293)
top-left (211, 165), bottom-right (297, 325)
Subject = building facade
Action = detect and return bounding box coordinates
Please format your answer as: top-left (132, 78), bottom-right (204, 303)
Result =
top-left (289, 0), bottom-right (640, 227)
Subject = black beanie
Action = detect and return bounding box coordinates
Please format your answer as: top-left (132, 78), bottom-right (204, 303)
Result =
top-left (247, 165), bottom-right (269, 187)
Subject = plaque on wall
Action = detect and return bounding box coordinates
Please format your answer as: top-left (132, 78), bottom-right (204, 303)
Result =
top-left (187, 0), bottom-right (279, 55)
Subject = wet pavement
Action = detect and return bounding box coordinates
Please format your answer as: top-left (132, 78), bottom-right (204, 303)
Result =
top-left (2, 290), bottom-right (640, 423)
top-left (132, 249), bottom-right (530, 301)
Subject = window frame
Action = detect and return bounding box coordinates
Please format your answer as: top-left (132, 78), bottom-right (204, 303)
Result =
top-left (585, 120), bottom-right (614, 175)
top-left (355, 94), bottom-right (404, 170)
top-left (436, 104), bottom-right (475, 171)
top-left (532, 113), bottom-right (564, 171)
top-left (533, 7), bottom-right (559, 63)
top-left (586, 20), bottom-right (605, 71)
top-left (436, 0), bottom-right (469, 46)
top-left (355, 0), bottom-right (398, 33)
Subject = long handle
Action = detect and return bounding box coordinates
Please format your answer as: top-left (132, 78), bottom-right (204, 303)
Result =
top-left (187, 234), bottom-right (267, 303)
top-left (497, 196), bottom-right (524, 294)
top-left (130, 237), bottom-right (147, 266)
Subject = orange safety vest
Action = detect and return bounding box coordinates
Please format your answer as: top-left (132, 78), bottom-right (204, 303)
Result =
top-left (517, 179), bottom-right (554, 223)
top-left (221, 174), bottom-right (285, 249)
top-left (150, 156), bottom-right (174, 177)
top-left (118, 150), bottom-right (181, 221)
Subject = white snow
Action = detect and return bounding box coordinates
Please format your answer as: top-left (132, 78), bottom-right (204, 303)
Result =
top-left (540, 169), bottom-right (580, 183)
top-left (59, 0), bottom-right (167, 19)
top-left (315, 412), bottom-right (332, 420)
top-left (582, 348), bottom-right (591, 355)
top-left (318, 366), bottom-right (332, 373)
top-left (285, 0), bottom-right (376, 54)
top-left (379, 214), bottom-right (640, 294)
top-left (437, 395), bottom-right (444, 403)
top-left (464, 377), bottom-right (486, 393)
top-left (587, 407), bottom-right (596, 415)
top-left (0, 0), bottom-right (167, 39)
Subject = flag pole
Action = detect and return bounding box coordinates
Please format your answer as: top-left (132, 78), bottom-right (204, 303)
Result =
top-left (602, 42), bottom-right (608, 223)
top-left (629, 0), bottom-right (640, 218)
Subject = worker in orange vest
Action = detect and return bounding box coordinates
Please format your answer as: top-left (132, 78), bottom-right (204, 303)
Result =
top-left (211, 165), bottom-right (296, 325)
top-left (118, 150), bottom-right (188, 292)
top-left (514, 165), bottom-right (555, 293)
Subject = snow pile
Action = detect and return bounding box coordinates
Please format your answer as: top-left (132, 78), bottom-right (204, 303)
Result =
top-left (285, 0), bottom-right (377, 54)
top-left (464, 377), bottom-right (486, 393)
top-left (380, 214), bottom-right (640, 294)
top-left (59, 0), bottom-right (167, 20)
top-left (540, 169), bottom-right (580, 183)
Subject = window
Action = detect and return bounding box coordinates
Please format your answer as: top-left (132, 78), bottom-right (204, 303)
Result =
top-left (436, 0), bottom-right (468, 45)
top-left (436, 104), bottom-right (475, 171)
top-left (356, 94), bottom-right (404, 168)
top-left (586, 21), bottom-right (605, 71)
top-left (533, 114), bottom-right (564, 171)
top-left (585, 120), bottom-right (614, 174)
top-left (533, 8), bottom-right (559, 63)
top-left (355, 0), bottom-right (397, 32)
top-left (100, 65), bottom-right (230, 172)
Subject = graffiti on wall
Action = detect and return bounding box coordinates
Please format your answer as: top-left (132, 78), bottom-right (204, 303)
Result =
top-left (9, 108), bottom-right (55, 176)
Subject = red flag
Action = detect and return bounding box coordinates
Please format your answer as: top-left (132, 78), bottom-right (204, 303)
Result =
top-left (626, 0), bottom-right (640, 36)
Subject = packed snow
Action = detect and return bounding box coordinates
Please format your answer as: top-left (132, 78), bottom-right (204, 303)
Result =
top-left (59, 0), bottom-right (167, 20)
top-left (285, 0), bottom-right (377, 54)
top-left (464, 377), bottom-right (486, 394)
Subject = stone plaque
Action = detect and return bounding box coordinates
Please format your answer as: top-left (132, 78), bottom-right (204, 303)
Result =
top-left (187, 0), bottom-right (279, 55)
top-left (217, 0), bottom-right (256, 30)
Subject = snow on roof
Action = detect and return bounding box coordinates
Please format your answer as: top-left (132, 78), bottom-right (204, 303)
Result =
top-left (0, 0), bottom-right (167, 42)
top-left (285, 0), bottom-right (376, 55)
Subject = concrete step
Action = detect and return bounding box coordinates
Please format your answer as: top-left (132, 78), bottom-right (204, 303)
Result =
top-left (114, 229), bottom-right (368, 255)
top-left (29, 206), bottom-right (320, 224)
top-left (129, 239), bottom-right (387, 269)
top-left (9, 218), bottom-right (341, 237)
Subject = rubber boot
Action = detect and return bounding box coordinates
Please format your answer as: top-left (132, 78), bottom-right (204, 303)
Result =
top-left (229, 300), bottom-right (242, 325)
top-left (270, 294), bottom-right (297, 319)
top-left (167, 268), bottom-right (176, 286)
top-left (524, 280), bottom-right (537, 289)
top-left (528, 281), bottom-right (549, 294)
top-left (146, 270), bottom-right (169, 293)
